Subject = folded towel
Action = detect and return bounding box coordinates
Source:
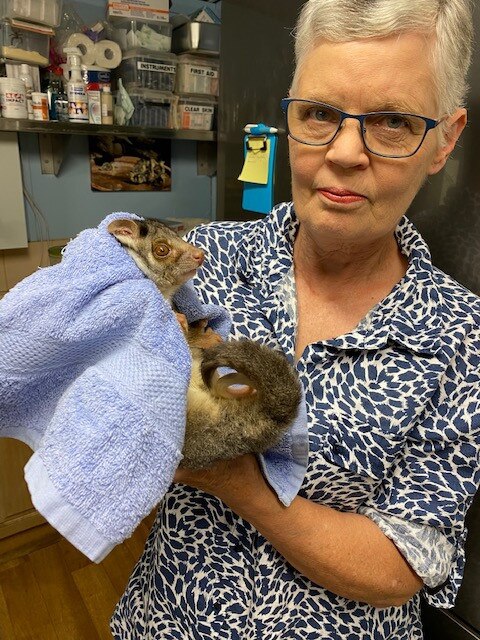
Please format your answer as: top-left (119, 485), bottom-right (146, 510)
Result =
top-left (0, 212), bottom-right (231, 562)
top-left (258, 387), bottom-right (309, 507)
top-left (0, 212), bottom-right (308, 562)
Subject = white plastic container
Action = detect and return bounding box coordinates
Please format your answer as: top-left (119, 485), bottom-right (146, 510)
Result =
top-left (0, 19), bottom-right (50, 66)
top-left (176, 93), bottom-right (215, 130)
top-left (0, 0), bottom-right (62, 27)
top-left (101, 86), bottom-right (113, 124)
top-left (127, 88), bottom-right (177, 128)
top-left (0, 76), bottom-right (27, 117)
top-left (175, 54), bottom-right (219, 96)
top-left (87, 89), bottom-right (101, 124)
top-left (109, 19), bottom-right (171, 53)
top-left (116, 49), bottom-right (177, 93)
top-left (31, 91), bottom-right (48, 120)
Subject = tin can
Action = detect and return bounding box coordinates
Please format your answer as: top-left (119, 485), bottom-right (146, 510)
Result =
top-left (32, 92), bottom-right (50, 121)
top-left (0, 78), bottom-right (28, 118)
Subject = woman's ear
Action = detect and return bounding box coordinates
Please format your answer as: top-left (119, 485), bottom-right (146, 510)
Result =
top-left (428, 108), bottom-right (467, 176)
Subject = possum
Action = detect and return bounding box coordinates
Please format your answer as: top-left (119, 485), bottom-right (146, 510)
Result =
top-left (107, 217), bottom-right (302, 469)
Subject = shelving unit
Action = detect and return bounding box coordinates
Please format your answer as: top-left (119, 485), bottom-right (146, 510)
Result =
top-left (0, 118), bottom-right (216, 175)
top-left (0, 118), bottom-right (216, 141)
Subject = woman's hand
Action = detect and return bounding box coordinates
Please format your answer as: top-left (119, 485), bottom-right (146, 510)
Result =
top-left (173, 454), bottom-right (267, 504)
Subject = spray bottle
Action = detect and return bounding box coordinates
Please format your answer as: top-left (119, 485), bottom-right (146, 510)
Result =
top-left (19, 64), bottom-right (34, 120)
top-left (64, 47), bottom-right (88, 122)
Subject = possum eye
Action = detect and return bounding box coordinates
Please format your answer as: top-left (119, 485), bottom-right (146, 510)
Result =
top-left (153, 242), bottom-right (170, 258)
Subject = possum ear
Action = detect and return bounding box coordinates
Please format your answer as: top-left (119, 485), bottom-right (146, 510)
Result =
top-left (210, 369), bottom-right (258, 399)
top-left (107, 219), bottom-right (140, 240)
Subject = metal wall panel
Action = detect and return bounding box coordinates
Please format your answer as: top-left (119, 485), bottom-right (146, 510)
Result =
top-left (218, 2), bottom-right (480, 636)
top-left (217, 0), bottom-right (303, 221)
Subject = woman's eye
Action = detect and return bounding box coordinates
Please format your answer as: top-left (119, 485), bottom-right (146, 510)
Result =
top-left (384, 115), bottom-right (408, 129)
top-left (154, 243), bottom-right (170, 258)
top-left (307, 108), bottom-right (330, 121)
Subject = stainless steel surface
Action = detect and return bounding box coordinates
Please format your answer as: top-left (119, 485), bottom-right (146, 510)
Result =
top-left (172, 22), bottom-right (221, 55)
top-left (0, 118), bottom-right (216, 141)
top-left (217, 1), bottom-right (480, 636)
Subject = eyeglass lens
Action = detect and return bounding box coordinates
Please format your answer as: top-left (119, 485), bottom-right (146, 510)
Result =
top-left (287, 101), bottom-right (428, 157)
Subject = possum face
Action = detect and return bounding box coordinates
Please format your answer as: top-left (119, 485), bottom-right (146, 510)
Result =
top-left (107, 218), bottom-right (204, 299)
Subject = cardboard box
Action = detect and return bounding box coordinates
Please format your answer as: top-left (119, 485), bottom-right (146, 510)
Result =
top-left (107, 0), bottom-right (169, 23)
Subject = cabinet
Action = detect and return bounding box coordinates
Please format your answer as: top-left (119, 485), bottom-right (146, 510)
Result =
top-left (0, 439), bottom-right (54, 560)
top-left (0, 439), bottom-right (42, 539)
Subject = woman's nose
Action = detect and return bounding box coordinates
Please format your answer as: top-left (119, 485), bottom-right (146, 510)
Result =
top-left (324, 120), bottom-right (370, 169)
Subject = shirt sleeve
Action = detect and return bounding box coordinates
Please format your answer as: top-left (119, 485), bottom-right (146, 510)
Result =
top-left (361, 336), bottom-right (480, 607)
top-left (358, 506), bottom-right (456, 588)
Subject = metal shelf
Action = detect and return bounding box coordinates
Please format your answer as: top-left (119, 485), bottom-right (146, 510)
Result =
top-left (0, 118), bottom-right (216, 141)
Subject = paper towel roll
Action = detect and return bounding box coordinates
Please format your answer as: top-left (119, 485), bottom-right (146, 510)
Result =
top-left (66, 33), bottom-right (97, 66)
top-left (93, 40), bottom-right (122, 69)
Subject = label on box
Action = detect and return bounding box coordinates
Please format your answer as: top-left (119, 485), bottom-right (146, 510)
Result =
top-left (107, 1), bottom-right (169, 22)
top-left (82, 69), bottom-right (111, 86)
top-left (184, 105), bottom-right (214, 114)
top-left (188, 66), bottom-right (219, 79)
top-left (137, 61), bottom-right (176, 73)
top-left (179, 104), bottom-right (214, 129)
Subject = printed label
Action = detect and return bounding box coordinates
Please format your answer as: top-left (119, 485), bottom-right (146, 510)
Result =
top-left (188, 66), bottom-right (218, 79)
top-left (137, 61), bottom-right (175, 73)
top-left (184, 105), bottom-right (214, 114)
top-left (4, 91), bottom-right (25, 104)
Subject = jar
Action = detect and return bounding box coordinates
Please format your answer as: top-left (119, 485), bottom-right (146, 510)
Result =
top-left (0, 77), bottom-right (27, 118)
top-left (31, 92), bottom-right (49, 121)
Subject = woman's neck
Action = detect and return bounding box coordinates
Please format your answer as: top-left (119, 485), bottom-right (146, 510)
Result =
top-left (293, 227), bottom-right (408, 294)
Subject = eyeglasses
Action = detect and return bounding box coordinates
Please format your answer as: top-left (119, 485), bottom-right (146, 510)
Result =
top-left (281, 98), bottom-right (443, 159)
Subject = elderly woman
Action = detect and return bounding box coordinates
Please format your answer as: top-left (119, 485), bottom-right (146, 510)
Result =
top-left (111, 1), bottom-right (480, 638)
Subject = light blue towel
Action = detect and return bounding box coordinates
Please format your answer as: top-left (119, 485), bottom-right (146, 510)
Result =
top-left (0, 212), bottom-right (231, 562)
top-left (0, 212), bottom-right (308, 562)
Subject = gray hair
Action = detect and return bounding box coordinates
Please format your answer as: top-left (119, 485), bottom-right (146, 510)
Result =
top-left (292, 0), bottom-right (474, 116)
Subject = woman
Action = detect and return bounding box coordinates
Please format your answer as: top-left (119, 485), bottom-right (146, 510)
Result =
top-left (111, 1), bottom-right (480, 638)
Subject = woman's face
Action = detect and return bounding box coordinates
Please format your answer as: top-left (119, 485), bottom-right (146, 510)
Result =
top-left (289, 32), bottom-right (466, 250)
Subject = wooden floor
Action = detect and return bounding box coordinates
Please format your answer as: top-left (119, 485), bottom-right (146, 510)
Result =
top-left (0, 512), bottom-right (156, 640)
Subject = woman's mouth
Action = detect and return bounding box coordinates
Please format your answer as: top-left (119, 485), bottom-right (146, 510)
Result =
top-left (317, 187), bottom-right (366, 204)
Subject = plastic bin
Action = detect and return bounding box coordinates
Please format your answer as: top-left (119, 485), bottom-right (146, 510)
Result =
top-left (175, 54), bottom-right (218, 96)
top-left (126, 89), bottom-right (177, 128)
top-left (176, 93), bottom-right (215, 130)
top-left (116, 49), bottom-right (177, 93)
top-left (0, 0), bottom-right (62, 27)
top-left (109, 19), bottom-right (172, 53)
top-left (0, 19), bottom-right (50, 65)
top-left (172, 21), bottom-right (220, 55)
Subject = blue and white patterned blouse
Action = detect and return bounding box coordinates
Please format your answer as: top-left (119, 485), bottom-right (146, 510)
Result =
top-left (111, 202), bottom-right (480, 640)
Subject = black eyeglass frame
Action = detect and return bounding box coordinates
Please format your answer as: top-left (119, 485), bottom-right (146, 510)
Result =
top-left (280, 97), bottom-right (443, 159)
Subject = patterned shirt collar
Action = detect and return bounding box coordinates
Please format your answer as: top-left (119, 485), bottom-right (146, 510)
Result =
top-left (239, 202), bottom-right (444, 355)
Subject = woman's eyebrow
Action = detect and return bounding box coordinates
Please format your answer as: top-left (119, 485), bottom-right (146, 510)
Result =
top-left (292, 95), bottom-right (426, 114)
top-left (366, 100), bottom-right (426, 113)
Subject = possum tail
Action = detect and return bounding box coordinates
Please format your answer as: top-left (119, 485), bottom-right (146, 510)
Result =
top-left (181, 340), bottom-right (302, 469)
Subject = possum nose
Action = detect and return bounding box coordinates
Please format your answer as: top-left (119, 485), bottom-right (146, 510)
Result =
top-left (193, 249), bottom-right (205, 265)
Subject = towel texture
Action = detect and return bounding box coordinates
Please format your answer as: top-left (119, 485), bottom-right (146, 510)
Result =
top-left (0, 212), bottom-right (231, 562)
